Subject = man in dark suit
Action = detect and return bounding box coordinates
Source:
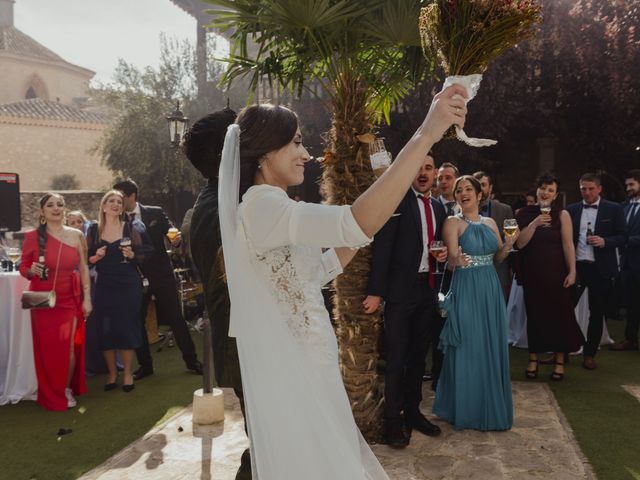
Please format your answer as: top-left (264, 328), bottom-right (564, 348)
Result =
top-left (182, 109), bottom-right (252, 480)
top-left (114, 179), bottom-right (203, 379)
top-left (611, 170), bottom-right (640, 352)
top-left (364, 154), bottom-right (447, 448)
top-left (566, 173), bottom-right (627, 370)
top-left (436, 162), bottom-right (459, 216)
top-left (474, 171), bottom-right (514, 300)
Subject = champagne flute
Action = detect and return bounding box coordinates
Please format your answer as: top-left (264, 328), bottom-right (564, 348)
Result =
top-left (120, 237), bottom-right (132, 263)
top-left (503, 219), bottom-right (518, 252)
top-left (539, 203), bottom-right (552, 227)
top-left (430, 240), bottom-right (445, 273)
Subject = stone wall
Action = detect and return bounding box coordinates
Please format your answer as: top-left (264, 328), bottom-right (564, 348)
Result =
top-left (20, 190), bottom-right (103, 230)
top-left (0, 121), bottom-right (114, 191)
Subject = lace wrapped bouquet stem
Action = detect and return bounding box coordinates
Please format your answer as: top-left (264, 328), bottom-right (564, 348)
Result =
top-left (419, 0), bottom-right (542, 147)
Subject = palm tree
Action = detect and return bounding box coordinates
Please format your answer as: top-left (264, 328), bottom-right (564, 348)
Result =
top-left (204, 0), bottom-right (431, 442)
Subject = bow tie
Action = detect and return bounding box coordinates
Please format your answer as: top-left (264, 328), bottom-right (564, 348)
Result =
top-left (583, 204), bottom-right (598, 209)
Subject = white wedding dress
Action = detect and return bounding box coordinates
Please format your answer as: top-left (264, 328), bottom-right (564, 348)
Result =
top-left (219, 126), bottom-right (389, 480)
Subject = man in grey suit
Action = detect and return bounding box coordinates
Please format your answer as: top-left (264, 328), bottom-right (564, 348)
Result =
top-left (474, 171), bottom-right (514, 300)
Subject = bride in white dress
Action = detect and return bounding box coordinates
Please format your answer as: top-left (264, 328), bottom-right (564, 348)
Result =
top-left (218, 86), bottom-right (467, 479)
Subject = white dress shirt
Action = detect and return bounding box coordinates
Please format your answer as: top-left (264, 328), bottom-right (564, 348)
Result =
top-left (576, 198), bottom-right (600, 262)
top-left (127, 202), bottom-right (142, 221)
top-left (414, 189), bottom-right (436, 273)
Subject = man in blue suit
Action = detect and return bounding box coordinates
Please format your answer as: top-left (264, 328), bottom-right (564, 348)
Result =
top-left (364, 153), bottom-right (447, 448)
top-left (611, 170), bottom-right (640, 351)
top-left (567, 173), bottom-right (627, 370)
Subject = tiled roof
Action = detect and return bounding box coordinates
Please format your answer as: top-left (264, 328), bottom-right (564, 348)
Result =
top-left (0, 98), bottom-right (109, 124)
top-left (0, 26), bottom-right (65, 63)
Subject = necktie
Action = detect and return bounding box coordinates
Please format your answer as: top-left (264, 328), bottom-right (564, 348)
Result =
top-left (446, 201), bottom-right (456, 217)
top-left (583, 204), bottom-right (598, 209)
top-left (420, 196), bottom-right (436, 288)
top-left (627, 203), bottom-right (639, 223)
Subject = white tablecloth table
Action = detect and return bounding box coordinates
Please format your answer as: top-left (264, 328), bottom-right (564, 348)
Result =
top-left (507, 281), bottom-right (614, 350)
top-left (0, 271), bottom-right (37, 405)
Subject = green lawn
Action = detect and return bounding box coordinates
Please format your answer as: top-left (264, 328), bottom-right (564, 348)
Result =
top-left (509, 319), bottom-right (640, 480)
top-left (0, 331), bottom-right (203, 480)
top-left (1, 323), bottom-right (640, 480)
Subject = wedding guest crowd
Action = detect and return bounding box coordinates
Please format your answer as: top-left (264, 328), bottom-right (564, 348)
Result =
top-left (362, 158), bottom-right (639, 440)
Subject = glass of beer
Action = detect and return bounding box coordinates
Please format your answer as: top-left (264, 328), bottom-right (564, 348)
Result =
top-left (430, 240), bottom-right (445, 273)
top-left (503, 219), bottom-right (518, 252)
top-left (120, 237), bottom-right (132, 263)
top-left (166, 227), bottom-right (179, 243)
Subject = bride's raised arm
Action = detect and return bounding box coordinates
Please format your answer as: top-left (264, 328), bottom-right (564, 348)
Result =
top-left (350, 84), bottom-right (467, 238)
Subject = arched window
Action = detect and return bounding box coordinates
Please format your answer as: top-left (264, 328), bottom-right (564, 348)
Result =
top-left (23, 74), bottom-right (49, 100)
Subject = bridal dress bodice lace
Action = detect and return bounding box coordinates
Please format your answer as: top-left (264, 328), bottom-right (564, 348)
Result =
top-left (230, 184), bottom-right (389, 480)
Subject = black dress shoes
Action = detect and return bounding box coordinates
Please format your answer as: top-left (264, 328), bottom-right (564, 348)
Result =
top-left (384, 417), bottom-right (410, 449)
top-left (406, 412), bottom-right (441, 437)
top-left (187, 360), bottom-right (204, 375)
top-left (133, 367), bottom-right (154, 381)
top-left (122, 384), bottom-right (135, 393)
top-left (104, 382), bottom-right (117, 392)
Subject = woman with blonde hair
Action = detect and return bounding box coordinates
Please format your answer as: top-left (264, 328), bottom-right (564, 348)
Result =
top-left (19, 192), bottom-right (92, 410)
top-left (66, 210), bottom-right (90, 235)
top-left (87, 190), bottom-right (153, 392)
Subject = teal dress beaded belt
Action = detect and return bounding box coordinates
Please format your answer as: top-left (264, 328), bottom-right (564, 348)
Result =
top-left (458, 254), bottom-right (494, 269)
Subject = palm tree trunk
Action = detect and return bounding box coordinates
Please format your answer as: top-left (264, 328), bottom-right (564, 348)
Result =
top-left (321, 75), bottom-right (384, 443)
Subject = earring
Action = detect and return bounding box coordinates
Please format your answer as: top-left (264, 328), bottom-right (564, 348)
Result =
top-left (40, 216), bottom-right (46, 225)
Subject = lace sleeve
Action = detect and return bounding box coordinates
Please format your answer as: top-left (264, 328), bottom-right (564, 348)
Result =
top-left (241, 185), bottom-right (372, 254)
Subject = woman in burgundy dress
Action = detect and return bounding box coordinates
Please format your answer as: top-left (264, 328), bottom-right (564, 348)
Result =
top-left (516, 173), bottom-right (584, 381)
top-left (19, 193), bottom-right (92, 410)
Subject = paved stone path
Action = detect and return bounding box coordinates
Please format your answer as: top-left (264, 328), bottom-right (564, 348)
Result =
top-left (622, 384), bottom-right (640, 404)
top-left (79, 382), bottom-right (595, 480)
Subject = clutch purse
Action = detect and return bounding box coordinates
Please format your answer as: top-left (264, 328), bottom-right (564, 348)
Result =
top-left (21, 235), bottom-right (63, 310)
top-left (437, 263), bottom-right (455, 318)
top-left (21, 290), bottom-right (57, 309)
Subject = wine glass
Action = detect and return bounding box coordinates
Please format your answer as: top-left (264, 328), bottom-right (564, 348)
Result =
top-left (503, 219), bottom-right (518, 252)
top-left (539, 203), bottom-right (552, 227)
top-left (7, 247), bottom-right (21, 267)
top-left (120, 237), bottom-right (132, 263)
top-left (429, 240), bottom-right (445, 273)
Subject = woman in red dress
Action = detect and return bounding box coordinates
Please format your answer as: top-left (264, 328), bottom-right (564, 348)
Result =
top-left (19, 193), bottom-right (92, 410)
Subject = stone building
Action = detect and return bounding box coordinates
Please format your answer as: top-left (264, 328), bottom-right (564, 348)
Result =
top-left (0, 0), bottom-right (112, 191)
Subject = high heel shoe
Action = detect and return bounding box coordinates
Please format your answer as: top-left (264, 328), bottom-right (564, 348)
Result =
top-left (550, 362), bottom-right (565, 381)
top-left (104, 382), bottom-right (118, 391)
top-left (122, 384), bottom-right (135, 393)
top-left (525, 359), bottom-right (538, 379)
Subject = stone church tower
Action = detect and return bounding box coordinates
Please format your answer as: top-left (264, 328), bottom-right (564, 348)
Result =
top-left (0, 0), bottom-right (113, 192)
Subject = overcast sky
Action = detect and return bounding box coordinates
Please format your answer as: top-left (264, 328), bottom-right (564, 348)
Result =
top-left (14, 0), bottom-right (198, 84)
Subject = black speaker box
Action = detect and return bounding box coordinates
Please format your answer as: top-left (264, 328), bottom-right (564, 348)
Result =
top-left (0, 173), bottom-right (21, 231)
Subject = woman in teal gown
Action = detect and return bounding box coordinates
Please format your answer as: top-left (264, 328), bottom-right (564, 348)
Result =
top-left (433, 175), bottom-right (516, 431)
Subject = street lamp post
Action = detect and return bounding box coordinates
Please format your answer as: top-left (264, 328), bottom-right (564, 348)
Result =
top-left (166, 101), bottom-right (189, 147)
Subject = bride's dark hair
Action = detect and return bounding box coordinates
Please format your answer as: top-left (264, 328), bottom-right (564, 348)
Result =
top-left (236, 104), bottom-right (298, 200)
